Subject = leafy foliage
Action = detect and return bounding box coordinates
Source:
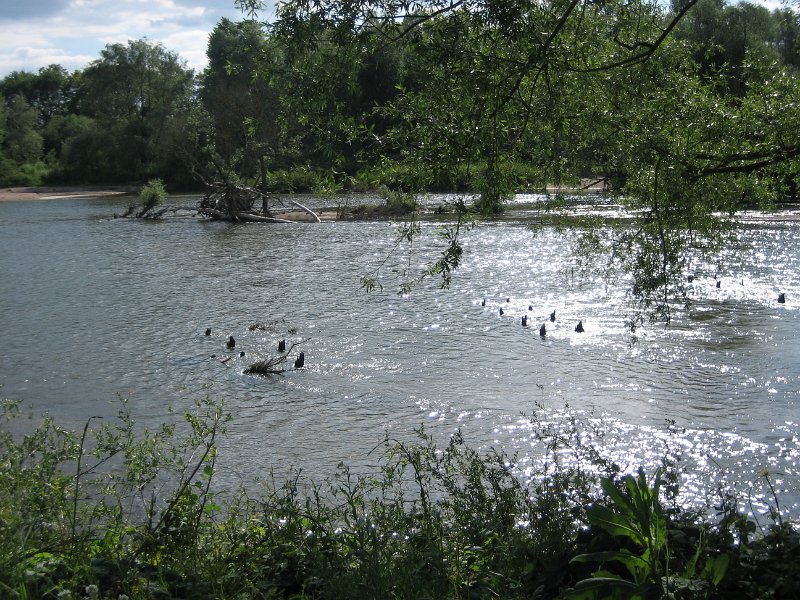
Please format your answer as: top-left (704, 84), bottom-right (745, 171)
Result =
top-left (137, 178), bottom-right (168, 214)
top-left (569, 469), bottom-right (730, 598)
top-left (1, 399), bottom-right (798, 599)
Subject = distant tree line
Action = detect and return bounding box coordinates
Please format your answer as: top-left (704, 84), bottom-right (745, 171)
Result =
top-left (0, 42), bottom-right (194, 187)
top-left (0, 0), bottom-right (798, 196)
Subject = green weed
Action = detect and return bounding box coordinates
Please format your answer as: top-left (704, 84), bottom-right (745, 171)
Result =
top-left (0, 398), bottom-right (797, 599)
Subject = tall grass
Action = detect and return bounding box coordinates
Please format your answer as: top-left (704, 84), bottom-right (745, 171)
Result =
top-left (0, 397), bottom-right (796, 599)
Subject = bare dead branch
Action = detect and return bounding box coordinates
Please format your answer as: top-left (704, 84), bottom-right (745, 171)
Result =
top-left (198, 207), bottom-right (296, 223)
top-left (243, 337), bottom-right (312, 376)
top-left (290, 199), bottom-right (322, 222)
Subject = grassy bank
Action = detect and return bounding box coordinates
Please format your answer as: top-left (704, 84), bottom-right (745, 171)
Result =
top-left (1, 397), bottom-right (797, 599)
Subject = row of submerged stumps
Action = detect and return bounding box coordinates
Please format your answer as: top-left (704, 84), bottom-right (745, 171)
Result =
top-left (200, 286), bottom-right (787, 374)
top-left (485, 297), bottom-right (584, 337)
top-left (689, 274), bottom-right (788, 303)
top-left (483, 287), bottom-right (787, 336)
top-left (204, 327), bottom-right (305, 370)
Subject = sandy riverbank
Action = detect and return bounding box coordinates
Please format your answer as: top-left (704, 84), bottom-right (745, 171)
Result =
top-left (0, 186), bottom-right (137, 202)
top-left (0, 186), bottom-right (341, 221)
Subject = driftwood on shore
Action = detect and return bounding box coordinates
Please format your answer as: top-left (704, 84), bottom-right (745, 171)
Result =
top-left (200, 207), bottom-right (294, 223)
top-left (199, 181), bottom-right (284, 222)
top-left (289, 199), bottom-right (321, 223)
top-left (116, 178), bottom-right (321, 223)
top-left (198, 181), bottom-right (325, 223)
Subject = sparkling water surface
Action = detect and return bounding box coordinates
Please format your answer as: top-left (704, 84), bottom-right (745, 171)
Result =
top-left (0, 194), bottom-right (798, 517)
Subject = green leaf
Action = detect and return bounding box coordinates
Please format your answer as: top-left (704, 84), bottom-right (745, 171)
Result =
top-left (586, 505), bottom-right (646, 546)
top-left (203, 502), bottom-right (222, 514)
top-left (564, 576), bottom-right (638, 599)
top-left (601, 477), bottom-right (637, 518)
top-left (701, 553), bottom-right (730, 586)
top-left (572, 550), bottom-right (649, 581)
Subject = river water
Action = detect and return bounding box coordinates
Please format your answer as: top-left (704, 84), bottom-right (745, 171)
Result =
top-left (1, 193), bottom-right (798, 518)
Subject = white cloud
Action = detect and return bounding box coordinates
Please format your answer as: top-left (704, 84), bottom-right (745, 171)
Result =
top-left (163, 29), bottom-right (214, 73)
top-left (0, 46), bottom-right (95, 76)
top-left (0, 0), bottom-right (258, 77)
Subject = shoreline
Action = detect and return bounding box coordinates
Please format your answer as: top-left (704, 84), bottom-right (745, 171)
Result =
top-left (0, 186), bottom-right (137, 202)
top-left (3, 186), bottom-right (799, 222)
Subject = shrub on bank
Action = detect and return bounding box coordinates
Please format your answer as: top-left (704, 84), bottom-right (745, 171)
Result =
top-left (353, 160), bottom-right (553, 195)
top-left (262, 168), bottom-right (328, 193)
top-left (0, 397), bottom-right (796, 599)
top-left (0, 157), bottom-right (51, 186)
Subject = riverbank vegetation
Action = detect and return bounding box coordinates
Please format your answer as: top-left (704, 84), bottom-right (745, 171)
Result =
top-left (1, 0), bottom-right (799, 312)
top-left (1, 396), bottom-right (798, 599)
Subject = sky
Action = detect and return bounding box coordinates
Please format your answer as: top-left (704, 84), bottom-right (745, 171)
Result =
top-left (0, 0), bottom-right (267, 78)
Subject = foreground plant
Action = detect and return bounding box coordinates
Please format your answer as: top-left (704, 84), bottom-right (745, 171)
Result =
top-left (568, 468), bottom-right (729, 599)
top-left (0, 397), bottom-right (797, 599)
top-left (0, 396), bottom-right (228, 598)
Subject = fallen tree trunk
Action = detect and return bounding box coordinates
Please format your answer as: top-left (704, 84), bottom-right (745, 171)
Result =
top-left (198, 207), bottom-right (295, 223)
top-left (116, 179), bottom-right (324, 223)
top-left (146, 206), bottom-right (172, 219)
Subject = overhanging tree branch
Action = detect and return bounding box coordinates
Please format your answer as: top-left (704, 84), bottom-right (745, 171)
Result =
top-left (570, 0), bottom-right (699, 72)
top-left (690, 144), bottom-right (800, 178)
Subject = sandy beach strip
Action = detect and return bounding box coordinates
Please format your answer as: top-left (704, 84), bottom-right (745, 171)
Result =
top-left (0, 186), bottom-right (137, 202)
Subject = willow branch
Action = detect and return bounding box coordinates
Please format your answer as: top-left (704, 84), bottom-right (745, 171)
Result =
top-left (570, 0), bottom-right (699, 73)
